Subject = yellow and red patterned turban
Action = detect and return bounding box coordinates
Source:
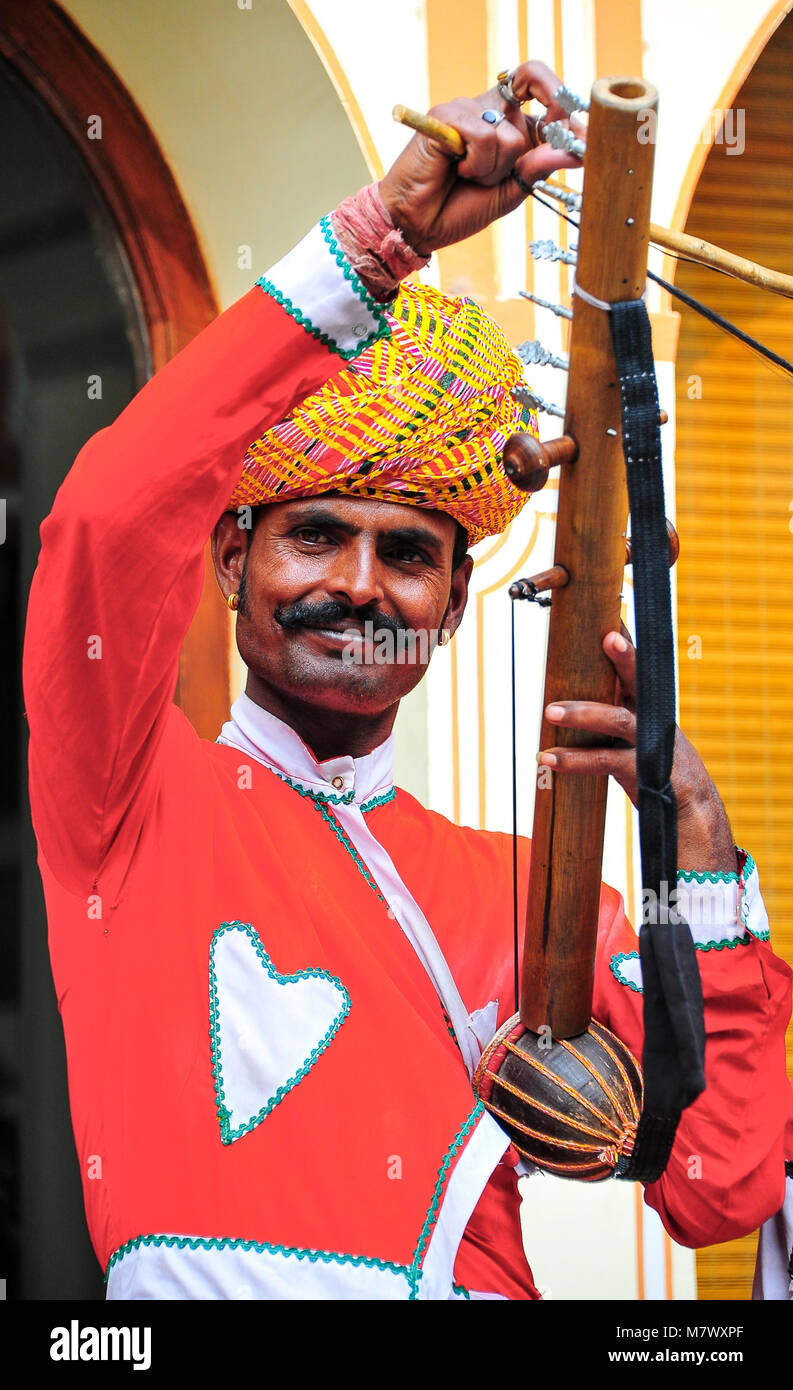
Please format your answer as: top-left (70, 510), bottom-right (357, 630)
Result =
top-left (229, 281), bottom-right (538, 548)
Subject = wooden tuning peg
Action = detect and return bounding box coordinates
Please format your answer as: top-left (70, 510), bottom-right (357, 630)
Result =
top-left (501, 433), bottom-right (579, 492)
top-left (509, 565), bottom-right (570, 604)
top-left (625, 518), bottom-right (679, 568)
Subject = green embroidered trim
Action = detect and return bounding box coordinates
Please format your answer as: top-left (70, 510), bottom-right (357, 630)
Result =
top-left (318, 213), bottom-right (384, 319)
top-left (255, 277), bottom-right (390, 361)
top-left (302, 795), bottom-right (465, 1062)
top-left (678, 868), bottom-right (737, 884)
top-left (105, 1233), bottom-right (409, 1285)
top-left (274, 770), bottom-right (355, 806)
top-left (610, 933), bottom-right (758, 994)
top-left (279, 776), bottom-right (394, 812)
top-left (696, 933), bottom-right (756, 951)
top-left (408, 1101), bottom-right (484, 1300)
top-left (312, 801), bottom-right (387, 903)
top-left (255, 215), bottom-right (390, 362)
top-left (451, 1282), bottom-right (471, 1300)
top-left (609, 951), bottom-right (643, 994)
top-left (676, 851), bottom-right (766, 938)
top-left (441, 1006), bottom-right (461, 1052)
top-left (209, 921), bottom-right (350, 1144)
top-left (278, 779), bottom-right (397, 888)
top-left (360, 788), bottom-right (396, 814)
top-left (310, 792), bottom-right (463, 1059)
top-left (275, 772), bottom-right (399, 818)
top-left (288, 777), bottom-right (482, 1300)
top-left (678, 850), bottom-right (756, 885)
top-left (307, 787), bottom-right (465, 1066)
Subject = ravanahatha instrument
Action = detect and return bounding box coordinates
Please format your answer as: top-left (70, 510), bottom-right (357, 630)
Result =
top-left (398, 76), bottom-right (708, 1182)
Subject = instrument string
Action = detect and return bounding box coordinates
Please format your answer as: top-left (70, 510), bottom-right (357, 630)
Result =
top-left (530, 191), bottom-right (793, 379)
top-left (646, 269), bottom-right (793, 379)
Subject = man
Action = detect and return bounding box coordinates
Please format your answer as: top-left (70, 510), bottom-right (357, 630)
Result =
top-left (23, 59), bottom-right (791, 1300)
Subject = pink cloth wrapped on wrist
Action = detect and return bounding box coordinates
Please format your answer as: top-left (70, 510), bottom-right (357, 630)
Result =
top-left (330, 182), bottom-right (430, 303)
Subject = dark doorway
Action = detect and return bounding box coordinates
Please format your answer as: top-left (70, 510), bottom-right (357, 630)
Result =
top-left (0, 57), bottom-right (148, 1298)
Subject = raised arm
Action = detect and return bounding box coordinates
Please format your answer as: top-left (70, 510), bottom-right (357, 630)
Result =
top-left (22, 229), bottom-right (392, 893)
top-left (23, 59), bottom-right (579, 897)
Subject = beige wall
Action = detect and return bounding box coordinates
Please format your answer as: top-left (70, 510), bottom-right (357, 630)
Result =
top-left (60, 0), bottom-right (370, 310)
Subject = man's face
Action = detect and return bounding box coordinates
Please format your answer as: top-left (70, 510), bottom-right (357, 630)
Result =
top-left (212, 495), bottom-right (472, 716)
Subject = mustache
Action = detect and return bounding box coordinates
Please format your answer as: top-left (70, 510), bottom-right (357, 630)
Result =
top-left (274, 599), bottom-right (407, 637)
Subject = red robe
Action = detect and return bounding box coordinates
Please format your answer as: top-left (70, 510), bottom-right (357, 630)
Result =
top-left (22, 224), bottom-right (792, 1299)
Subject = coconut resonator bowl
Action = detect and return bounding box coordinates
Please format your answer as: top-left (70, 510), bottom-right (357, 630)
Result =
top-left (473, 1016), bottom-right (642, 1180)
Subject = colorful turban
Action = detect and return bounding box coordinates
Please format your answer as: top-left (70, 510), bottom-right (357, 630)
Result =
top-left (229, 281), bottom-right (538, 547)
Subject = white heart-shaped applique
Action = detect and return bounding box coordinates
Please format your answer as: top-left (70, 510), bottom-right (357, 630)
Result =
top-left (609, 950), bottom-right (643, 994)
top-left (209, 921), bottom-right (351, 1144)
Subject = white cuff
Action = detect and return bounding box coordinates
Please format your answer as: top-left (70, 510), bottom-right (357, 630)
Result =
top-left (675, 849), bottom-right (768, 950)
top-left (609, 850), bottom-right (769, 994)
top-left (257, 215), bottom-right (391, 360)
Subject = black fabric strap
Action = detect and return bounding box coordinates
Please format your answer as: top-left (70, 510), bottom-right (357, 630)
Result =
top-left (608, 299), bottom-right (706, 1183)
top-left (614, 1112), bottom-right (679, 1183)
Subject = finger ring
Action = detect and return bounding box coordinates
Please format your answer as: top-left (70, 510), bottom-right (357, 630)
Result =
top-left (496, 69), bottom-right (525, 107)
top-left (525, 115), bottom-right (542, 149)
top-left (481, 109), bottom-right (506, 126)
top-left (510, 169), bottom-right (533, 196)
top-left (536, 117), bottom-right (548, 143)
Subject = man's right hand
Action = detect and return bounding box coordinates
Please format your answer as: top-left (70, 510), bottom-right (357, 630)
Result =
top-left (379, 60), bottom-right (585, 256)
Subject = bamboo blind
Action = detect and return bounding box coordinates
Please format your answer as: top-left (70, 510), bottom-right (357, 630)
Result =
top-left (674, 11), bottom-right (793, 1301)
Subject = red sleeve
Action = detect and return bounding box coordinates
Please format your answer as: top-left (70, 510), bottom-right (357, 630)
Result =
top-left (22, 286), bottom-right (350, 895)
top-left (379, 763), bottom-right (791, 1247)
top-left (444, 821), bottom-right (792, 1247)
top-left (592, 885), bottom-right (792, 1247)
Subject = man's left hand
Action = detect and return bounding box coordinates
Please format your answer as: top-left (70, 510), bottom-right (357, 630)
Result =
top-left (537, 629), bottom-right (739, 875)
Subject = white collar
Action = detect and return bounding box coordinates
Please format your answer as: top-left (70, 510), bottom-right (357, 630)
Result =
top-left (217, 692), bottom-right (395, 808)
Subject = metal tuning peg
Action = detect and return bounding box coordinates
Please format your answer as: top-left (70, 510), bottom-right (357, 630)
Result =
top-left (553, 85), bottom-right (590, 116)
top-left (624, 518), bottom-right (680, 568)
top-left (518, 289), bottom-right (573, 321)
top-left (516, 339), bottom-right (569, 371)
top-left (501, 432), bottom-right (578, 492)
top-left (539, 121), bottom-right (586, 159)
top-left (511, 385), bottom-right (566, 420)
top-left (509, 565), bottom-right (570, 606)
top-left (529, 237), bottom-right (578, 266)
top-left (532, 179), bottom-right (583, 212)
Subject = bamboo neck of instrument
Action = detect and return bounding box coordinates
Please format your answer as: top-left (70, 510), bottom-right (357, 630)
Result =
top-left (520, 77), bottom-right (658, 1039)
